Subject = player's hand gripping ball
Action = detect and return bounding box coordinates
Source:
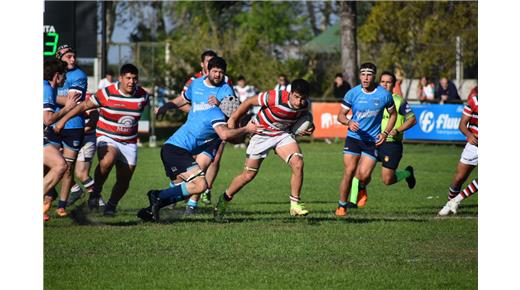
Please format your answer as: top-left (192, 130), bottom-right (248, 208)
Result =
top-left (291, 112), bottom-right (314, 135)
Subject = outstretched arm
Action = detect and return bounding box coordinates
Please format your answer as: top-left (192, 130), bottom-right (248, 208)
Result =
top-left (227, 97), bottom-right (259, 128)
top-left (54, 98), bottom-right (97, 133)
top-left (214, 121), bottom-right (261, 142)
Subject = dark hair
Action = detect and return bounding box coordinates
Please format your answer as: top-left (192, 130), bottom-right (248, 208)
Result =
top-left (237, 75), bottom-right (246, 81)
top-left (201, 50), bottom-right (218, 62)
top-left (44, 59), bottom-right (67, 80)
top-left (120, 63), bottom-right (139, 76)
top-left (207, 56), bottom-right (227, 73)
top-left (290, 79), bottom-right (311, 97)
top-left (380, 71), bottom-right (396, 84)
top-left (359, 62), bottom-right (377, 74)
top-left (335, 73), bottom-right (344, 79)
top-left (106, 70), bottom-right (114, 76)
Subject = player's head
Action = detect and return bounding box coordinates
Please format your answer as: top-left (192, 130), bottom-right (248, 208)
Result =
top-left (379, 71), bottom-right (396, 93)
top-left (289, 79), bottom-right (310, 109)
top-left (44, 59), bottom-right (67, 86)
top-left (106, 70), bottom-right (114, 82)
top-left (278, 74), bottom-right (289, 86)
top-left (207, 56), bottom-right (226, 86)
top-left (119, 64), bottom-right (139, 94)
top-left (359, 62), bottom-right (377, 89)
top-left (201, 50), bottom-right (218, 75)
top-left (55, 44), bottom-right (76, 70)
top-left (237, 75), bottom-right (246, 87)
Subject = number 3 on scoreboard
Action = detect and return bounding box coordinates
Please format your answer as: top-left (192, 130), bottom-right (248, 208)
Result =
top-left (44, 32), bottom-right (59, 56)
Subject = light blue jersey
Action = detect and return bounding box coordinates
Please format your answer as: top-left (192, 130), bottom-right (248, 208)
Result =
top-left (184, 76), bottom-right (235, 122)
top-left (342, 84), bottom-right (395, 142)
top-left (43, 80), bottom-right (58, 119)
top-left (165, 107), bottom-right (227, 155)
top-left (165, 76), bottom-right (233, 154)
top-left (56, 66), bottom-right (88, 129)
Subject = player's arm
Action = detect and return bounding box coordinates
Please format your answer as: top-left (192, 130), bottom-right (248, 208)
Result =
top-left (54, 98), bottom-right (98, 133)
top-left (391, 103), bottom-right (416, 136)
top-left (337, 106), bottom-right (359, 132)
top-left (43, 92), bottom-right (81, 127)
top-left (228, 96), bottom-right (259, 128)
top-left (84, 109), bottom-right (99, 132)
top-left (459, 114), bottom-right (477, 145)
top-left (214, 121), bottom-right (260, 141)
top-left (156, 94), bottom-right (191, 120)
top-left (377, 105), bottom-right (397, 146)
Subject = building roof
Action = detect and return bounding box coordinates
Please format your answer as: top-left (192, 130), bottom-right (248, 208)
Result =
top-left (302, 23), bottom-right (340, 54)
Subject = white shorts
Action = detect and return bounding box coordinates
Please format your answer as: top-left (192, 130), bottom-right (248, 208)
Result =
top-left (246, 132), bottom-right (296, 160)
top-left (460, 143), bottom-right (478, 166)
top-left (76, 133), bottom-right (96, 162)
top-left (97, 135), bottom-right (138, 166)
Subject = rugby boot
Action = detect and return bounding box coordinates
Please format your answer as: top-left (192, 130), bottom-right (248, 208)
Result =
top-left (438, 199), bottom-right (460, 216)
top-left (405, 165), bottom-right (416, 189)
top-left (201, 189), bottom-right (212, 206)
top-left (356, 189), bottom-right (368, 208)
top-left (214, 193), bottom-right (229, 222)
top-left (290, 202), bottom-right (309, 216)
top-left (335, 206), bottom-right (347, 217)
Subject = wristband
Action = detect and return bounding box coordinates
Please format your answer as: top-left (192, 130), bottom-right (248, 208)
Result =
top-left (383, 131), bottom-right (389, 136)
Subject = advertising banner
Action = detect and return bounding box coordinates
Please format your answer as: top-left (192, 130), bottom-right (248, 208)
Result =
top-left (404, 104), bottom-right (466, 142)
top-left (311, 103), bottom-right (348, 138)
top-left (310, 103), bottom-right (466, 142)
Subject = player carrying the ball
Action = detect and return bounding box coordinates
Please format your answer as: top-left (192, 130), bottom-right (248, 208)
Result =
top-left (214, 79), bottom-right (314, 221)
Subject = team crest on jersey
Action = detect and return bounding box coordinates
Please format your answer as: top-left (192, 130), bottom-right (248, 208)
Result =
top-left (137, 102), bottom-right (142, 109)
top-left (372, 99), bottom-right (381, 107)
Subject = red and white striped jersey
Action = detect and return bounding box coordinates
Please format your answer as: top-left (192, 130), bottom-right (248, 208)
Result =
top-left (182, 71), bottom-right (232, 95)
top-left (463, 95), bottom-right (478, 137)
top-left (255, 90), bottom-right (310, 136)
top-left (91, 83), bottom-right (149, 143)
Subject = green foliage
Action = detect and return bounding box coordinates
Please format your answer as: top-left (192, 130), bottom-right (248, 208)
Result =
top-left (358, 2), bottom-right (477, 79)
top-left (44, 143), bottom-right (477, 289)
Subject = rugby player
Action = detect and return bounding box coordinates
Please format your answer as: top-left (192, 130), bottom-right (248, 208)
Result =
top-left (438, 92), bottom-right (478, 216)
top-left (43, 59), bottom-right (80, 221)
top-left (48, 45), bottom-right (88, 217)
top-left (348, 71), bottom-right (416, 207)
top-left (137, 57), bottom-right (259, 222)
top-left (213, 79), bottom-right (314, 221)
top-left (335, 63), bottom-right (397, 217)
top-left (54, 64), bottom-right (149, 216)
top-left (157, 51), bottom-right (233, 213)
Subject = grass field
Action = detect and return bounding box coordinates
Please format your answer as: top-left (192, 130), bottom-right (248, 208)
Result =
top-left (44, 142), bottom-right (477, 289)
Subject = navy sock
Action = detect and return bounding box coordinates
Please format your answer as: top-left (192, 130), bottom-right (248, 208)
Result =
top-left (159, 183), bottom-right (189, 205)
top-left (58, 200), bottom-right (67, 209)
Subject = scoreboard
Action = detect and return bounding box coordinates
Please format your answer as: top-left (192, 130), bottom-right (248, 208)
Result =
top-left (43, 1), bottom-right (97, 60)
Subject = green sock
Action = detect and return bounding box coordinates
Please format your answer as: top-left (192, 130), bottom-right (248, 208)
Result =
top-left (349, 178), bottom-right (360, 203)
top-left (395, 169), bottom-right (411, 182)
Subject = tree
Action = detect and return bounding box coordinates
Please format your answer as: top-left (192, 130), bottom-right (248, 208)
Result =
top-left (339, 1), bottom-right (358, 87)
top-left (358, 2), bottom-right (478, 80)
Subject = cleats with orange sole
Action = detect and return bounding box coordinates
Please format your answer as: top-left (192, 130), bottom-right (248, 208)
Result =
top-left (55, 208), bottom-right (69, 218)
top-left (335, 206), bottom-right (347, 217)
top-left (357, 189), bottom-right (368, 208)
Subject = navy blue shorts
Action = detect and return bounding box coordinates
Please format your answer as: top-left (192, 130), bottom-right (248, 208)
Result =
top-left (376, 141), bottom-right (403, 170)
top-left (196, 138), bottom-right (222, 160)
top-left (343, 136), bottom-right (377, 160)
top-left (44, 126), bottom-right (60, 147)
top-left (161, 144), bottom-right (199, 180)
top-left (60, 128), bottom-right (84, 152)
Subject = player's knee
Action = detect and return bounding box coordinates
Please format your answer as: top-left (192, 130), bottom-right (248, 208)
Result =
top-left (189, 176), bottom-right (207, 194)
top-left (289, 157), bottom-right (304, 172)
top-left (56, 160), bottom-right (68, 176)
top-left (242, 170), bottom-right (257, 183)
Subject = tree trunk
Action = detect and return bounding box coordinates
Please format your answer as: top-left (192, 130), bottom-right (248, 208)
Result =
top-left (339, 1), bottom-right (357, 86)
top-left (306, 2), bottom-right (320, 36)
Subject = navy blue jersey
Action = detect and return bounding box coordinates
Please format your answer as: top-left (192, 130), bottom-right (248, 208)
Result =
top-left (342, 85), bottom-right (395, 142)
top-left (56, 66), bottom-right (88, 129)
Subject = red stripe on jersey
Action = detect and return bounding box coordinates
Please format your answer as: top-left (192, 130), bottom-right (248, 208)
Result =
top-left (94, 83), bottom-right (149, 143)
top-left (463, 95), bottom-right (478, 136)
top-left (254, 90), bottom-right (309, 136)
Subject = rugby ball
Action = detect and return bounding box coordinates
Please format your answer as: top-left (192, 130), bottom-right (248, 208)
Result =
top-left (291, 112), bottom-right (314, 135)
